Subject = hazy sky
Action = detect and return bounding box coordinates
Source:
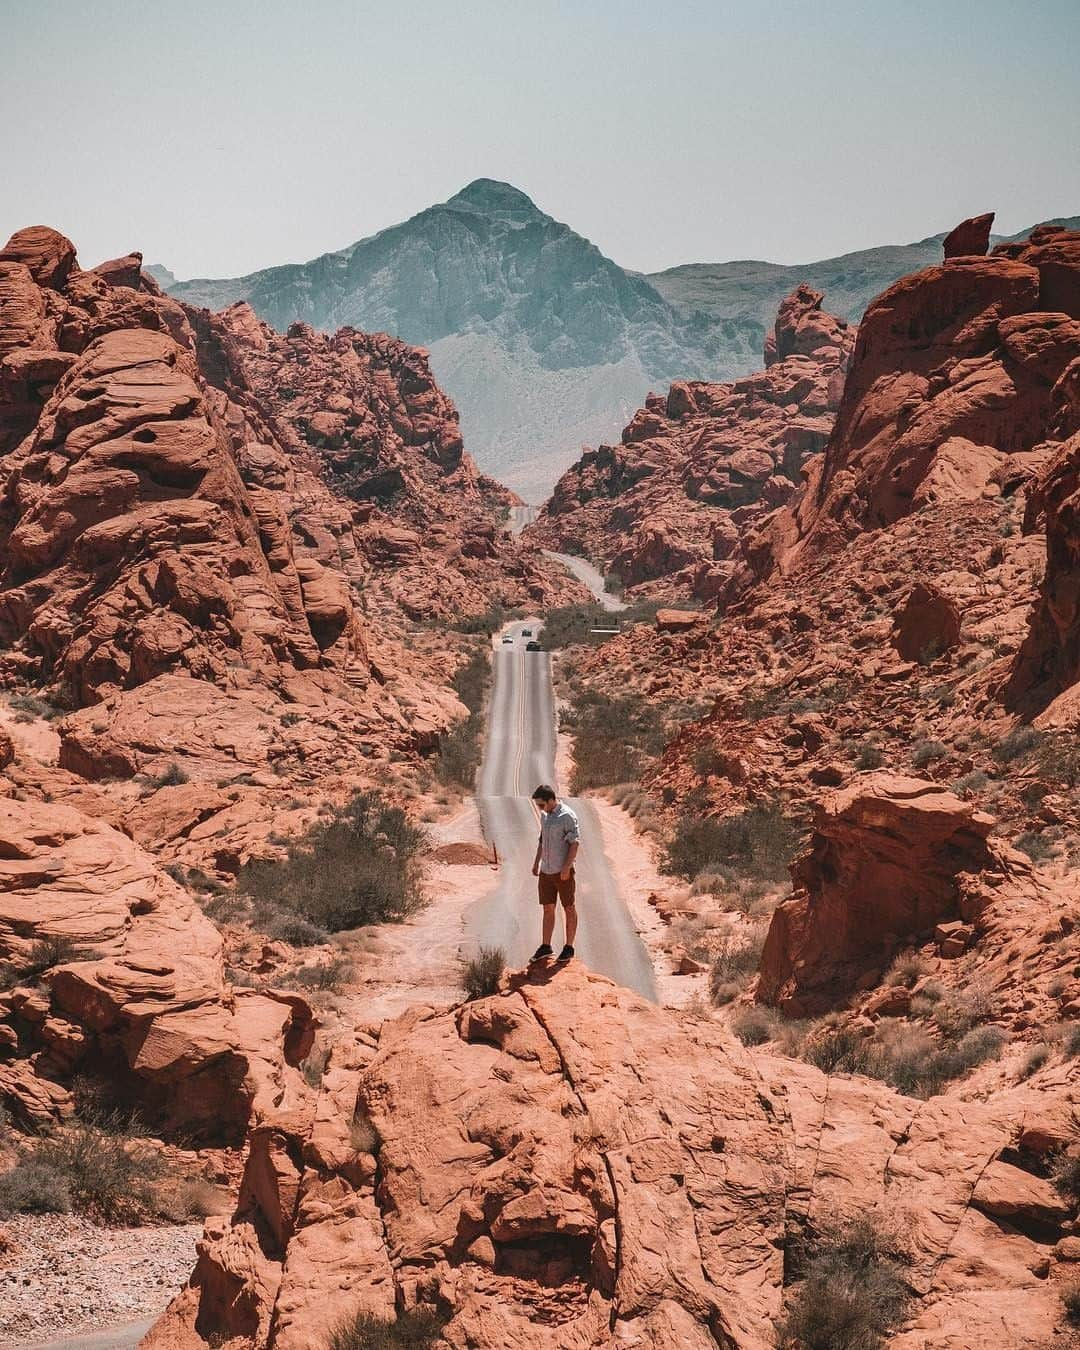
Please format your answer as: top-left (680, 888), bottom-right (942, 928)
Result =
top-left (4, 0), bottom-right (1078, 279)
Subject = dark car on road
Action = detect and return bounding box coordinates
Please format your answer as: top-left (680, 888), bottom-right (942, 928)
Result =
top-left (525, 640), bottom-right (542, 652)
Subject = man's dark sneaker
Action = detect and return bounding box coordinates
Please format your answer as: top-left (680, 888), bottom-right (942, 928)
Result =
top-left (556, 945), bottom-right (575, 963)
top-left (530, 944), bottom-right (553, 962)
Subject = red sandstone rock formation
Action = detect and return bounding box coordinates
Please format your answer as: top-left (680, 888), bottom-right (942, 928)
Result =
top-left (527, 286), bottom-right (852, 597)
top-left (0, 797), bottom-right (313, 1137)
top-left (942, 212), bottom-right (994, 259)
top-left (753, 223), bottom-right (1080, 580)
top-left (147, 965), bottom-right (1075, 1348)
top-left (757, 775), bottom-right (1007, 1012)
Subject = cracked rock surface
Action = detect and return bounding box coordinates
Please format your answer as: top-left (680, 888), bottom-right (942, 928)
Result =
top-left (145, 966), bottom-right (1075, 1348)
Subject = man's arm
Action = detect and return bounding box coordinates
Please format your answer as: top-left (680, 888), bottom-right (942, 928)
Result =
top-left (560, 840), bottom-right (579, 881)
top-left (532, 832), bottom-right (542, 876)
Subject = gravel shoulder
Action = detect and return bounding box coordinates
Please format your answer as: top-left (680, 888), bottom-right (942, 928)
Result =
top-left (0, 1214), bottom-right (200, 1348)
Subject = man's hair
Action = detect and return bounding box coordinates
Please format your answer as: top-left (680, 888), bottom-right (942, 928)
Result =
top-left (531, 784), bottom-right (557, 803)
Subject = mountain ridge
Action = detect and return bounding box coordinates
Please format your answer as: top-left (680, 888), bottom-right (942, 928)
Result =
top-left (150, 186), bottom-right (1078, 498)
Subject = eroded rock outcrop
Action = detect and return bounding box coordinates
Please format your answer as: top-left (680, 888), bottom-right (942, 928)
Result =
top-left (757, 222), bottom-right (1080, 576)
top-left (149, 965), bottom-right (1075, 1349)
top-left (0, 797), bottom-right (313, 1137)
top-left (756, 775), bottom-right (1011, 1012)
top-left (527, 287), bottom-right (852, 597)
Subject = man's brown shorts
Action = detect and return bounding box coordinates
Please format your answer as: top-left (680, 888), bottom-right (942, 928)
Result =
top-left (538, 867), bottom-right (576, 907)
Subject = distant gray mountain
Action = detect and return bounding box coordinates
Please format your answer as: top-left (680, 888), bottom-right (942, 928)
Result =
top-left (155, 188), bottom-right (1077, 499)
top-left (647, 217), bottom-right (1080, 334)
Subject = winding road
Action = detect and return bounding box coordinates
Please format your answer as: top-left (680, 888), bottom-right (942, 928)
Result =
top-left (464, 559), bottom-right (655, 1000)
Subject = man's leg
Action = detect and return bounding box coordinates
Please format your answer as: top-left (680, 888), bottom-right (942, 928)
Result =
top-left (563, 901), bottom-right (578, 946)
top-left (541, 903), bottom-right (556, 947)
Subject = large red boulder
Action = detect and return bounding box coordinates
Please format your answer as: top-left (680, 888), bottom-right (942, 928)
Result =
top-left (891, 581), bottom-right (962, 662)
top-left (757, 774), bottom-right (998, 1012)
top-left (942, 212), bottom-right (994, 259)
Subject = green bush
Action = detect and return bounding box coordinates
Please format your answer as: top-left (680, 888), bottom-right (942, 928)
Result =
top-left (460, 946), bottom-right (506, 1001)
top-left (436, 648), bottom-right (491, 789)
top-left (1034, 734), bottom-right (1080, 787)
top-left (1052, 1151), bottom-right (1080, 1204)
top-left (1015, 830), bottom-right (1054, 862)
top-left (0, 1121), bottom-right (168, 1223)
top-left (992, 725), bottom-right (1041, 764)
top-left (0, 936), bottom-right (89, 992)
top-left (566, 688), bottom-right (667, 792)
top-left (150, 761), bottom-right (190, 788)
top-left (1063, 1283), bottom-right (1080, 1327)
top-left (265, 915), bottom-right (330, 947)
top-left (708, 931), bottom-right (766, 1003)
top-left (1066, 1025), bottom-right (1080, 1058)
top-left (911, 740), bottom-right (947, 770)
top-left (236, 792), bottom-right (426, 933)
top-left (731, 1007), bottom-right (777, 1046)
top-left (289, 957), bottom-right (355, 991)
top-left (664, 805), bottom-right (798, 882)
top-left (855, 744), bottom-right (884, 771)
top-left (777, 1215), bottom-right (911, 1349)
top-left (8, 693), bottom-right (60, 720)
top-left (803, 1022), bottom-right (1006, 1098)
top-left (328, 1308), bottom-right (448, 1350)
top-left (0, 1159), bottom-right (72, 1215)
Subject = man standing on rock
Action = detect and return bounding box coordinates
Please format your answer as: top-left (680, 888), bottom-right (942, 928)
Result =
top-left (530, 785), bottom-right (579, 964)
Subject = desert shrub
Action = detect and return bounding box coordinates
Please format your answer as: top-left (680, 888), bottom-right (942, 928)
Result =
top-left (159, 1177), bottom-right (229, 1221)
top-left (1063, 1283), bottom-right (1080, 1327)
top-left (692, 742), bottom-right (727, 777)
top-left (8, 693), bottom-right (60, 720)
top-left (804, 1028), bottom-right (868, 1075)
top-left (855, 743), bottom-right (884, 771)
top-left (236, 791), bottom-right (426, 932)
top-left (777, 1215), bottom-right (911, 1350)
top-left (460, 945), bottom-right (506, 1001)
top-left (992, 724), bottom-right (1041, 764)
top-left (953, 770), bottom-right (989, 794)
top-left (932, 684), bottom-right (956, 708)
top-left (565, 688), bottom-right (667, 791)
top-left (1066, 1025), bottom-right (1080, 1058)
top-left (349, 1110), bottom-right (380, 1155)
top-left (289, 957), bottom-right (355, 991)
top-left (446, 603), bottom-right (518, 636)
top-left (150, 761), bottom-right (189, 788)
top-left (0, 1122), bottom-right (167, 1223)
top-left (0, 1159), bottom-right (72, 1215)
top-left (302, 1043), bottom-right (331, 1088)
top-left (884, 952), bottom-right (930, 988)
top-left (436, 648), bottom-right (491, 789)
top-left (1052, 1152), bottom-right (1080, 1204)
top-left (603, 574), bottom-right (624, 598)
top-left (929, 984), bottom-right (993, 1039)
top-left (1033, 734), bottom-right (1080, 787)
top-left (664, 805), bottom-right (798, 882)
top-left (1020, 1043), bottom-right (1052, 1080)
top-left (265, 915), bottom-right (330, 947)
top-left (803, 1021), bottom-right (1006, 1097)
top-left (911, 740), bottom-right (947, 770)
top-left (731, 1006), bottom-right (778, 1046)
top-left (708, 930), bottom-right (766, 1002)
top-left (536, 602), bottom-right (611, 650)
top-left (1015, 830), bottom-right (1054, 862)
top-left (0, 936), bottom-right (89, 991)
top-left (328, 1307), bottom-right (448, 1350)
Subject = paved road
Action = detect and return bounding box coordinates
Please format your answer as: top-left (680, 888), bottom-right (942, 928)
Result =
top-left (508, 503), bottom-right (537, 535)
top-left (465, 621), bottom-right (655, 1000)
top-left (541, 550), bottom-right (626, 613)
top-left (20, 1319), bottom-right (153, 1350)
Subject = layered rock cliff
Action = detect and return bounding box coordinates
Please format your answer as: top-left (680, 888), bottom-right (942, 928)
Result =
top-left (528, 285), bottom-right (852, 597)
